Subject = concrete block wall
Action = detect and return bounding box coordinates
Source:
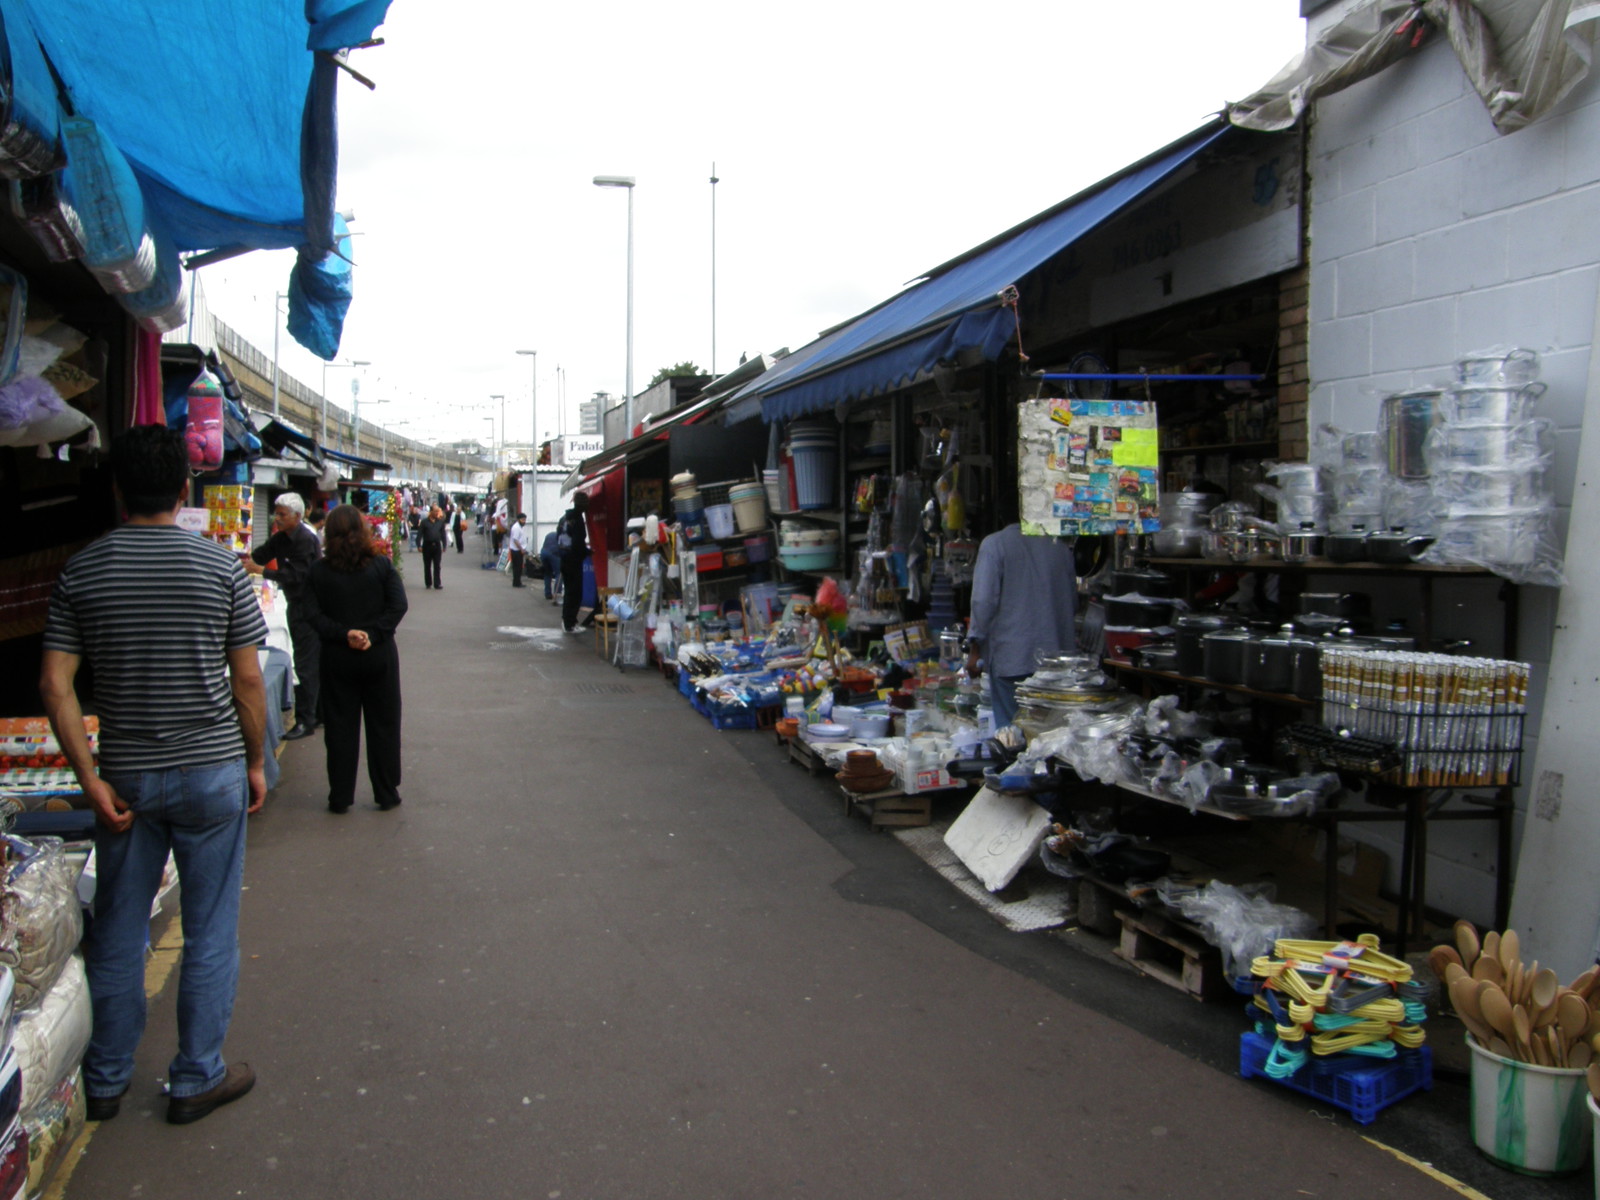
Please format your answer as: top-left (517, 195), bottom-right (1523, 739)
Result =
top-left (1306, 34), bottom-right (1600, 924)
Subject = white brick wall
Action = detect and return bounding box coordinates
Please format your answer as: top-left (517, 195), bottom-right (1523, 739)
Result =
top-left (1307, 32), bottom-right (1600, 925)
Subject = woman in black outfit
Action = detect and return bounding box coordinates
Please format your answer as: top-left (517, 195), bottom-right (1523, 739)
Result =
top-left (303, 505), bottom-right (409, 813)
top-left (419, 504), bottom-right (447, 589)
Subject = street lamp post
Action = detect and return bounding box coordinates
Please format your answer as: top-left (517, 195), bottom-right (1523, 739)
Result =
top-left (321, 359), bottom-right (369, 446)
top-left (489, 394), bottom-right (505, 470)
top-left (516, 349), bottom-right (537, 538)
top-left (271, 292), bottom-right (289, 418)
top-left (354, 396), bottom-right (388, 460)
top-left (593, 175), bottom-right (635, 442)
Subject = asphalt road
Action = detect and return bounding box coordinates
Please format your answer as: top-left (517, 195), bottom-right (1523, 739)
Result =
top-left (57, 537), bottom-right (1579, 1199)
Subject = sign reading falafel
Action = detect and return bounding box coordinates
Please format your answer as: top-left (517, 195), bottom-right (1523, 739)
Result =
top-left (1017, 397), bottom-right (1160, 536)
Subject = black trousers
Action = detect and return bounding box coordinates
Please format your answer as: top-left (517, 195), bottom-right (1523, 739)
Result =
top-left (453, 529), bottom-right (464, 553)
top-left (422, 542), bottom-right (443, 588)
top-left (287, 610), bottom-right (321, 726)
top-left (561, 554), bottom-right (585, 628)
top-left (321, 639), bottom-right (402, 808)
top-left (491, 528), bottom-right (504, 555)
top-left (510, 549), bottom-right (524, 586)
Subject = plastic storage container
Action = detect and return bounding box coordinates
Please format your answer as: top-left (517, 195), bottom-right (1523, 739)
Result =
top-left (1469, 1037), bottom-right (1591, 1176)
top-left (788, 422), bottom-right (837, 510)
top-left (730, 481), bottom-right (768, 533)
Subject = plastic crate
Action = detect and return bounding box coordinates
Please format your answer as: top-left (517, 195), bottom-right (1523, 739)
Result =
top-left (708, 706), bottom-right (761, 731)
top-left (678, 667), bottom-right (695, 700)
top-left (1238, 1030), bottom-right (1432, 1124)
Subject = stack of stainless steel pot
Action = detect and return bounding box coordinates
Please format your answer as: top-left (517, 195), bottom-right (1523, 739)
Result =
top-left (1150, 492), bottom-right (1219, 557)
top-left (1425, 349), bottom-right (1557, 574)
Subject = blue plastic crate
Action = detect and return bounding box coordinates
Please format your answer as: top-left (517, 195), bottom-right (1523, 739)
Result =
top-left (677, 667), bottom-right (694, 700)
top-left (1238, 1030), bottom-right (1432, 1124)
top-left (708, 706), bottom-right (760, 731)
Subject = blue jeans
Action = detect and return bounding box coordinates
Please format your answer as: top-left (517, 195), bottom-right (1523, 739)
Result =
top-left (84, 757), bottom-right (248, 1100)
top-left (990, 675), bottom-right (1027, 731)
top-left (541, 551), bottom-right (560, 598)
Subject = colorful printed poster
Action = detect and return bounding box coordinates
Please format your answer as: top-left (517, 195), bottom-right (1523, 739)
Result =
top-left (1017, 397), bottom-right (1161, 537)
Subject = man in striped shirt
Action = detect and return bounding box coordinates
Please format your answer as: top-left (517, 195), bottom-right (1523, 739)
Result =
top-left (39, 425), bottom-right (265, 1127)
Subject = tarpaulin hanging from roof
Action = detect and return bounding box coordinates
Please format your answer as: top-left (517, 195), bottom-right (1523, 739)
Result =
top-left (1228, 0), bottom-right (1600, 135)
top-left (741, 124), bottom-right (1229, 423)
top-left (15, 0), bottom-right (391, 355)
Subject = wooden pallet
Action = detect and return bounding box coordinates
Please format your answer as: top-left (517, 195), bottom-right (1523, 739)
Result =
top-left (788, 736), bottom-right (829, 775)
top-left (840, 785), bottom-right (932, 830)
top-left (1113, 908), bottom-right (1223, 1000)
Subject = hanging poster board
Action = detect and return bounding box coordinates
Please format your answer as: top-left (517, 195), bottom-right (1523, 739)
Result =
top-left (1017, 397), bottom-right (1160, 537)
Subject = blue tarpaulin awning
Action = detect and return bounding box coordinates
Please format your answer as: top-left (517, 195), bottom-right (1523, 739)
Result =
top-left (13, 0), bottom-right (390, 357)
top-left (740, 122), bottom-right (1230, 422)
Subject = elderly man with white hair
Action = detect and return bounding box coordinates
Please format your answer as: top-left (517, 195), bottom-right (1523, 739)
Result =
top-left (244, 492), bottom-right (323, 740)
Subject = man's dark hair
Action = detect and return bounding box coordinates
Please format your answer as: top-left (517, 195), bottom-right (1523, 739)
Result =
top-left (516, 512), bottom-right (527, 521)
top-left (112, 424), bottom-right (189, 515)
top-left (572, 493), bottom-right (590, 511)
top-left (307, 508), bottom-right (327, 526)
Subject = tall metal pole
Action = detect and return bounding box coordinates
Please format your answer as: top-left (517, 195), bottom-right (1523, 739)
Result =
top-left (272, 293), bottom-right (284, 418)
top-left (517, 349), bottom-right (538, 538)
top-left (624, 184), bottom-right (634, 441)
top-left (710, 163), bottom-right (718, 377)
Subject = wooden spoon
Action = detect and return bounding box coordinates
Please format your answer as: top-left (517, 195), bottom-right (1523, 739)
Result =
top-left (1480, 983), bottom-right (1517, 1043)
top-left (1569, 965), bottom-right (1599, 998)
top-left (1482, 929), bottom-right (1501, 963)
top-left (1547, 1027), bottom-right (1566, 1068)
top-left (1507, 959), bottom-right (1525, 1007)
top-left (1589, 1061), bottom-right (1600, 1101)
top-left (1443, 961), bottom-right (1469, 988)
top-left (1472, 954), bottom-right (1505, 986)
top-left (1449, 976), bottom-right (1496, 1046)
top-left (1455, 919), bottom-right (1481, 972)
top-left (1500, 928), bottom-right (1521, 974)
top-left (1512, 1002), bottom-right (1536, 1062)
top-left (1571, 1041), bottom-right (1593, 1070)
top-left (1558, 991), bottom-right (1592, 1045)
top-left (1429, 944), bottom-right (1464, 981)
top-left (1530, 967), bottom-right (1560, 1026)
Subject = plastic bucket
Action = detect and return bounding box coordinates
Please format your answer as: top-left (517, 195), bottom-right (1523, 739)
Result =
top-left (791, 441), bottom-right (836, 510)
top-left (705, 503), bottom-right (735, 540)
top-left (1590, 1094), bottom-right (1600, 1197)
top-left (1468, 1037), bottom-right (1592, 1175)
top-left (744, 534), bottom-right (772, 563)
top-left (731, 484), bottom-right (768, 533)
top-left (762, 469), bottom-right (782, 513)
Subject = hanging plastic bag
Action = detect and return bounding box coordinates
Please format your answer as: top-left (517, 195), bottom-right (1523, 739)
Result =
top-left (184, 370), bottom-right (224, 473)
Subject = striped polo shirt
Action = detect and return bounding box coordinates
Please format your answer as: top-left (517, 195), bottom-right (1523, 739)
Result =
top-left (43, 525), bottom-right (269, 771)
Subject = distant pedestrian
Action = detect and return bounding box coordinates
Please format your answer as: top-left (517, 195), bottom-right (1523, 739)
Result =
top-left (306, 507), bottom-right (327, 547)
top-left (304, 505), bottom-right (408, 814)
top-left (406, 505), bottom-right (422, 552)
top-left (557, 493), bottom-right (589, 633)
top-left (965, 523), bottom-right (1077, 730)
top-left (243, 492), bottom-right (320, 741)
top-left (451, 506), bottom-right (466, 554)
top-left (539, 529), bottom-right (561, 602)
top-left (419, 505), bottom-right (447, 590)
top-left (507, 512), bottom-right (530, 588)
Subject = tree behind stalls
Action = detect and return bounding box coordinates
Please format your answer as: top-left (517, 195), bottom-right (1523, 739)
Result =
top-left (649, 362), bottom-right (703, 387)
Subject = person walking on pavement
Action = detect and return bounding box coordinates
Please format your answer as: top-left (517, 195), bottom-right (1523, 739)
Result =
top-left (38, 424), bottom-right (264, 1126)
top-left (451, 505), bottom-right (466, 554)
top-left (558, 492), bottom-right (589, 633)
top-left (964, 522), bottom-right (1077, 731)
top-left (243, 491), bottom-right (321, 740)
top-left (507, 511), bottom-right (530, 588)
top-left (539, 528), bottom-right (562, 603)
top-left (303, 505), bottom-right (409, 814)
top-left (419, 504), bottom-right (447, 590)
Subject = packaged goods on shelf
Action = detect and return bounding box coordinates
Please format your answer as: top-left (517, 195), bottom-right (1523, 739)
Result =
top-left (0, 839), bottom-right (82, 1011)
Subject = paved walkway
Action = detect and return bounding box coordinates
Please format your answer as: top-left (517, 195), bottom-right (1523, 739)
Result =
top-left (57, 536), bottom-right (1564, 1199)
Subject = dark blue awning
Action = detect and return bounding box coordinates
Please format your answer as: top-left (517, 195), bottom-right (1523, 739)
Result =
top-left (740, 122), bottom-right (1229, 422)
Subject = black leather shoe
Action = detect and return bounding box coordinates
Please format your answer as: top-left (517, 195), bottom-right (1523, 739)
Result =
top-left (283, 722), bottom-right (317, 741)
top-left (376, 798), bottom-right (402, 811)
top-left (167, 1063), bottom-right (255, 1125)
top-left (327, 802), bottom-right (351, 814)
top-left (86, 1087), bottom-right (128, 1121)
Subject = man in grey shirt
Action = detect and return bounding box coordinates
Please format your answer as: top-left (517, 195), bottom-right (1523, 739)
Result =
top-left (964, 523), bottom-right (1077, 730)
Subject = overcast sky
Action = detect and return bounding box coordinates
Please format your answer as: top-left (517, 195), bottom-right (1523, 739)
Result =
top-left (195, 1), bottom-right (1309, 449)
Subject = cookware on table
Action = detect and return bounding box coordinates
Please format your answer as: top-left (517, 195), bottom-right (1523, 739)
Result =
top-left (1174, 613), bottom-right (1242, 676)
top-left (1281, 523), bottom-right (1324, 563)
top-left (1241, 628), bottom-right (1299, 695)
top-left (1111, 568), bottom-right (1174, 598)
top-left (1324, 527), bottom-right (1371, 563)
top-left (1299, 592), bottom-right (1371, 619)
top-left (1381, 389), bottom-right (1443, 479)
top-left (1366, 528), bottom-right (1435, 564)
top-left (1104, 595), bottom-right (1176, 627)
top-left (1201, 628), bottom-right (1253, 685)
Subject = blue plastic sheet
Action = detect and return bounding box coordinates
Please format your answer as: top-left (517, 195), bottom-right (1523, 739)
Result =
top-left (17, 0), bottom-right (391, 356)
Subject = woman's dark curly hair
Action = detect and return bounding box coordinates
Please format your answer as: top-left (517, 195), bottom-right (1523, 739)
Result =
top-left (323, 504), bottom-right (375, 572)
